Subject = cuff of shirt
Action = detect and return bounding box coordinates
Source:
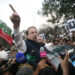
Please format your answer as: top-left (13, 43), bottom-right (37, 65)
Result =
top-left (14, 27), bottom-right (20, 35)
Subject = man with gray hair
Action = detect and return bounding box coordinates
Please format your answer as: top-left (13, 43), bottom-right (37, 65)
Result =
top-left (9, 4), bottom-right (70, 75)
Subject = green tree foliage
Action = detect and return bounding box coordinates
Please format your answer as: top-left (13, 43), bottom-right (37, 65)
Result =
top-left (39, 0), bottom-right (75, 23)
top-left (39, 25), bottom-right (60, 39)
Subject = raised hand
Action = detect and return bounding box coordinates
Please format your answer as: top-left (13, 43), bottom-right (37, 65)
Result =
top-left (9, 4), bottom-right (21, 28)
top-left (34, 59), bottom-right (46, 75)
top-left (37, 59), bottom-right (46, 70)
top-left (59, 50), bottom-right (69, 75)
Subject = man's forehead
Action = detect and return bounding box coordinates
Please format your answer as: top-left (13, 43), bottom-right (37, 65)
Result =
top-left (28, 27), bottom-right (37, 32)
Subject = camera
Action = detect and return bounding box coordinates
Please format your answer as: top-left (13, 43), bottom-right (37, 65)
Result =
top-left (59, 52), bottom-right (66, 59)
top-left (59, 48), bottom-right (75, 59)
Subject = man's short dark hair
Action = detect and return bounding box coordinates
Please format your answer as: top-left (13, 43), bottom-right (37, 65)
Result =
top-left (16, 65), bottom-right (33, 75)
top-left (26, 26), bottom-right (37, 35)
top-left (38, 67), bottom-right (58, 75)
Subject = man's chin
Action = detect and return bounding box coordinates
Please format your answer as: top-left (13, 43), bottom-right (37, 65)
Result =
top-left (33, 38), bottom-right (37, 41)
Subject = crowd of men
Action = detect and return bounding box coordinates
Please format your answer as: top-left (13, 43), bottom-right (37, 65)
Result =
top-left (0, 4), bottom-right (75, 75)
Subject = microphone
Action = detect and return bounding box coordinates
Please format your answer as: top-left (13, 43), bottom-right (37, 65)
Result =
top-left (40, 47), bottom-right (59, 58)
top-left (40, 47), bottom-right (56, 67)
top-left (31, 50), bottom-right (36, 56)
top-left (16, 52), bottom-right (26, 63)
top-left (26, 50), bottom-right (36, 63)
top-left (40, 47), bottom-right (47, 59)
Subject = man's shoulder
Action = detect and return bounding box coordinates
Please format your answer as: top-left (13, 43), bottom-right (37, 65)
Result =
top-left (25, 39), bottom-right (30, 43)
top-left (25, 39), bottom-right (36, 44)
top-left (25, 39), bottom-right (33, 47)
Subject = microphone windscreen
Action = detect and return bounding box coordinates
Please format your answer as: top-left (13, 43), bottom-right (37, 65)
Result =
top-left (40, 51), bottom-right (47, 58)
top-left (40, 47), bottom-right (47, 58)
top-left (16, 52), bottom-right (25, 63)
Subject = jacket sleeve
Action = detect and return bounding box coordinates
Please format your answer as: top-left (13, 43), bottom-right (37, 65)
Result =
top-left (13, 28), bottom-right (27, 53)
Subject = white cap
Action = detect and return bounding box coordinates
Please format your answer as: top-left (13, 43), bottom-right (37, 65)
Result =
top-left (0, 50), bottom-right (8, 59)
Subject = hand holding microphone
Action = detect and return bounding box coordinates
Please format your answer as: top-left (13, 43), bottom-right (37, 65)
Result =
top-left (40, 47), bottom-right (50, 67)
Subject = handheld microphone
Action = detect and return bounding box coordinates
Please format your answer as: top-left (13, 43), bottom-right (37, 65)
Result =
top-left (40, 47), bottom-right (57, 67)
top-left (40, 47), bottom-right (47, 58)
top-left (26, 50), bottom-right (36, 63)
top-left (31, 50), bottom-right (36, 56)
top-left (40, 47), bottom-right (58, 58)
top-left (16, 52), bottom-right (26, 63)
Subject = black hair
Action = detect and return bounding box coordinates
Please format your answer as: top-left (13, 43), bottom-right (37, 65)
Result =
top-left (57, 62), bottom-right (75, 75)
top-left (38, 67), bottom-right (58, 75)
top-left (16, 65), bottom-right (33, 75)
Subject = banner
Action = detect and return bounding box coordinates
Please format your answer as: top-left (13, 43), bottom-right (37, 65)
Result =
top-left (0, 20), bottom-right (12, 36)
top-left (0, 29), bottom-right (13, 44)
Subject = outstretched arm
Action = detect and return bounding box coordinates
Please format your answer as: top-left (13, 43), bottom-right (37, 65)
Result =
top-left (9, 4), bottom-right (27, 53)
top-left (59, 51), bottom-right (69, 75)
